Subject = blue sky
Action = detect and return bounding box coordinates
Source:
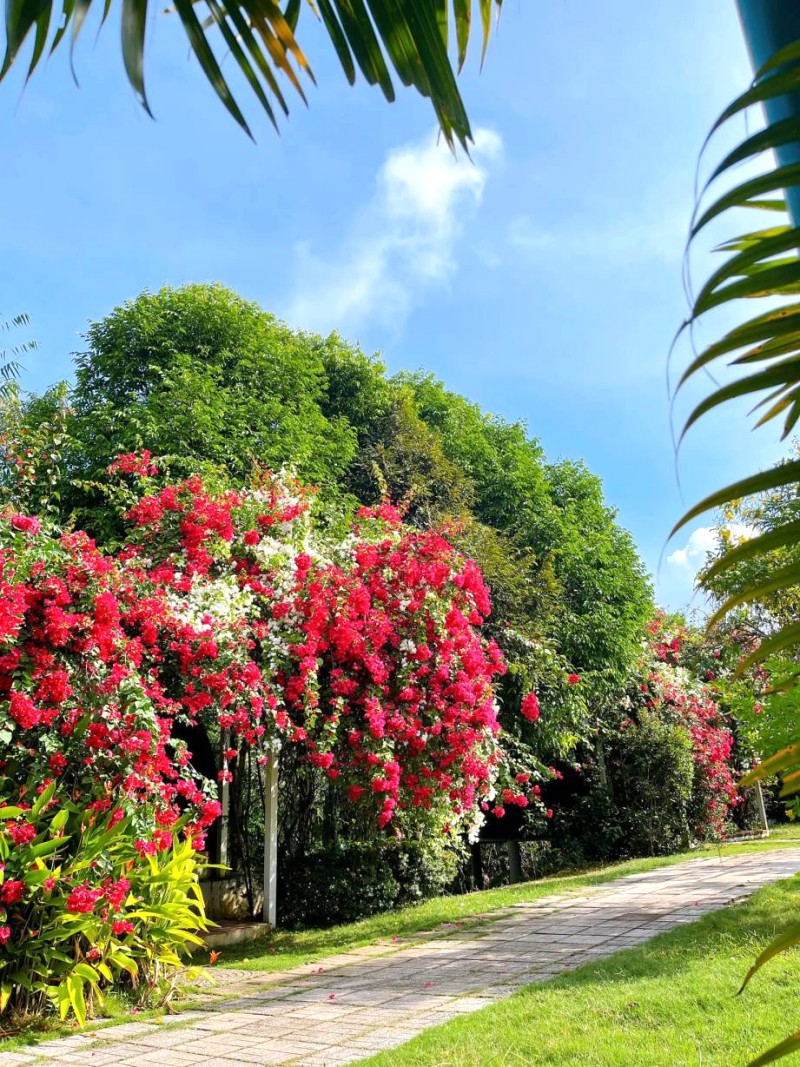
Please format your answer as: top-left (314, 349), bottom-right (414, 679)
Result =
top-left (0, 0), bottom-right (786, 611)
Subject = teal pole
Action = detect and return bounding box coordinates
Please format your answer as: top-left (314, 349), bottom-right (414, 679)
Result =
top-left (736, 0), bottom-right (800, 226)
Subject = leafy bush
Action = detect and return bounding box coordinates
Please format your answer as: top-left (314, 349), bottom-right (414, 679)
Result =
top-left (278, 839), bottom-right (459, 928)
top-left (608, 713), bottom-right (694, 857)
top-left (0, 780), bottom-right (208, 1026)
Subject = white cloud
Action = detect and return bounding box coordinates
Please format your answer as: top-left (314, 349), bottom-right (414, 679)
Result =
top-left (666, 525), bottom-right (717, 570)
top-left (283, 127), bottom-right (502, 336)
top-left (666, 523), bottom-right (756, 570)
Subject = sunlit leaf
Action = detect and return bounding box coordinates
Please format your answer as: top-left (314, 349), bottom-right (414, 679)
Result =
top-left (1, 1), bottom-right (503, 146)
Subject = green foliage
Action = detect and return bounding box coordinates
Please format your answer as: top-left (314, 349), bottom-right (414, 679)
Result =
top-left (606, 713), bottom-right (694, 857)
top-left (675, 43), bottom-right (800, 668)
top-left (544, 459), bottom-right (652, 678)
top-left (701, 451), bottom-right (800, 642)
top-left (7, 283), bottom-right (654, 758)
top-left (277, 839), bottom-right (460, 929)
top-left (73, 284), bottom-right (357, 487)
top-left (676, 42), bottom-right (800, 1064)
top-left (0, 313), bottom-right (36, 399)
top-left (1, 0), bottom-right (501, 146)
top-left (3, 283), bottom-right (659, 926)
top-left (0, 787), bottom-right (209, 1026)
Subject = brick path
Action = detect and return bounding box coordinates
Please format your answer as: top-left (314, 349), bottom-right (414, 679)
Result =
top-left (4, 849), bottom-right (800, 1067)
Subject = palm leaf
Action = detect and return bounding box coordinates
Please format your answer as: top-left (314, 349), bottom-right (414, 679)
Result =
top-left (679, 49), bottom-right (800, 1065)
top-left (739, 922), bottom-right (800, 994)
top-left (0, 312), bottom-right (36, 399)
top-left (1, 0), bottom-right (503, 145)
top-left (748, 1031), bottom-right (800, 1067)
top-left (675, 78), bottom-right (800, 644)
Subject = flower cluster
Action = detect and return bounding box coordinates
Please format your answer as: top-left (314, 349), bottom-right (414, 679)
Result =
top-left (120, 470), bottom-right (539, 829)
top-left (1, 460), bottom-right (542, 899)
top-left (638, 616), bottom-right (737, 835)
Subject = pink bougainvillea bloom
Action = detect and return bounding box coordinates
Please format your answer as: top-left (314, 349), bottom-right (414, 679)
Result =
top-left (10, 514), bottom-right (41, 535)
top-left (520, 693), bottom-right (540, 721)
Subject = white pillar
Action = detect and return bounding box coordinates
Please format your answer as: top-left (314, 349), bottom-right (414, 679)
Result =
top-left (218, 731), bottom-right (230, 869)
top-left (755, 781), bottom-right (770, 835)
top-left (263, 752), bottom-right (278, 927)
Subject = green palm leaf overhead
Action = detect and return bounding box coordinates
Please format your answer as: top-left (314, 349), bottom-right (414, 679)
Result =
top-left (1, 0), bottom-right (502, 145)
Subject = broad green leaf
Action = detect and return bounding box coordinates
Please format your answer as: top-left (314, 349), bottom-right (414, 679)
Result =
top-left (692, 164), bottom-right (800, 239)
top-left (748, 1031), bottom-right (800, 1067)
top-left (121, 0), bottom-right (151, 113)
top-left (66, 973), bottom-right (87, 1026)
top-left (741, 743), bottom-right (800, 786)
top-left (739, 922), bottom-right (800, 993)
top-left (73, 962), bottom-right (100, 984)
top-left (672, 461), bottom-right (800, 535)
top-left (31, 779), bottom-right (56, 818)
top-left (708, 561), bottom-right (800, 626)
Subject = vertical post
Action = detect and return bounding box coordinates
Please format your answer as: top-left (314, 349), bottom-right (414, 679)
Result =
top-left (218, 731), bottom-right (230, 871)
top-left (755, 782), bottom-right (770, 836)
top-left (263, 752), bottom-right (278, 927)
top-left (736, 0), bottom-right (800, 227)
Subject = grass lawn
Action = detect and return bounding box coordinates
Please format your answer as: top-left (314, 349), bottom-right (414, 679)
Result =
top-left (362, 873), bottom-right (800, 1067)
top-left (3, 835), bottom-right (798, 1053)
top-left (219, 832), bottom-right (800, 974)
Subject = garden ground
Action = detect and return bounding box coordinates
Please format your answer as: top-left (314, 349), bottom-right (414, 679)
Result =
top-left (2, 846), bottom-right (799, 1066)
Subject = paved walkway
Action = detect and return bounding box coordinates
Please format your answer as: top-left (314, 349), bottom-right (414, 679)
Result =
top-left (4, 849), bottom-right (800, 1067)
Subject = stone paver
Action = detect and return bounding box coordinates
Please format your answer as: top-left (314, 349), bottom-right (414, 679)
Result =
top-left (4, 850), bottom-right (800, 1067)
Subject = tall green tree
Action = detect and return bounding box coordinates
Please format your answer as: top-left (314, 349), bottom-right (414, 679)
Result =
top-left (5, 282), bottom-right (654, 768)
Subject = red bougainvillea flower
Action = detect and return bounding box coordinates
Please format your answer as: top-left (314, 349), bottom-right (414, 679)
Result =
top-left (567, 674), bottom-right (580, 685)
top-left (0, 880), bottom-right (25, 904)
top-left (0, 458), bottom-right (551, 885)
top-left (9, 514), bottom-right (41, 535)
top-left (520, 693), bottom-right (540, 721)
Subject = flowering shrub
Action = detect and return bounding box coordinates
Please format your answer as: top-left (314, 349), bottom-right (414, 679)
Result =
top-left (0, 778), bottom-right (208, 1024)
top-left (0, 458), bottom-right (545, 1019)
top-left (635, 616), bottom-right (738, 838)
top-left (118, 467), bottom-right (541, 833)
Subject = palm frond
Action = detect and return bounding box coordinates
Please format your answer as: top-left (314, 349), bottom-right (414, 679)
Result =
top-left (1, 0), bottom-right (503, 145)
top-left (674, 46), bottom-right (800, 656)
top-left (0, 312), bottom-right (36, 399)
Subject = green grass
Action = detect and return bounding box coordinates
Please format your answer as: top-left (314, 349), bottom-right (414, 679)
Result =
top-left (3, 835), bottom-right (798, 1054)
top-left (363, 875), bottom-right (800, 1067)
top-left (220, 834), bottom-right (800, 974)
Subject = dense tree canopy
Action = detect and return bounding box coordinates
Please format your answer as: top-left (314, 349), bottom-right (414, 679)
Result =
top-left (1, 283), bottom-right (654, 771)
